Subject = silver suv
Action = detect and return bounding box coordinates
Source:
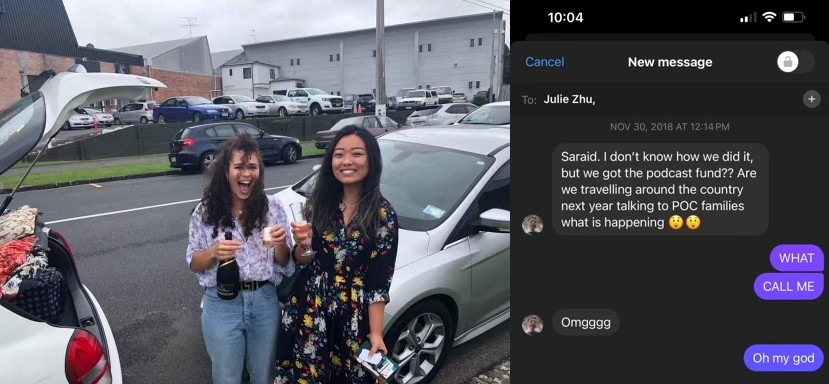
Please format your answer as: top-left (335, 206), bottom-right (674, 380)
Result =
top-left (113, 101), bottom-right (156, 124)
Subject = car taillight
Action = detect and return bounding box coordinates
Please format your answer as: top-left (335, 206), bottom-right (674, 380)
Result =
top-left (182, 138), bottom-right (195, 150)
top-left (66, 329), bottom-right (111, 384)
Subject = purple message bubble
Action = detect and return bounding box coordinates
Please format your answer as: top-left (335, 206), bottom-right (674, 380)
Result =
top-left (770, 244), bottom-right (824, 272)
top-left (744, 344), bottom-right (824, 372)
top-left (754, 273), bottom-right (824, 300)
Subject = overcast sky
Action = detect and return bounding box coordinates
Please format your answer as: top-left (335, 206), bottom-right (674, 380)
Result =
top-left (63, 0), bottom-right (509, 53)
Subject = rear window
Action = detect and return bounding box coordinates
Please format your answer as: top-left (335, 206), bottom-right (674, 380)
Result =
top-left (412, 107), bottom-right (440, 117)
top-left (176, 128), bottom-right (193, 140)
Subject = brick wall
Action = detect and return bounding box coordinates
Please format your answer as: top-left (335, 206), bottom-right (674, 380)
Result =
top-left (146, 68), bottom-right (222, 104)
top-left (0, 48), bottom-right (221, 112)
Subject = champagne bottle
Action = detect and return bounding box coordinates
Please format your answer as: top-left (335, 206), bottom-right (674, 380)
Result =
top-left (216, 231), bottom-right (239, 300)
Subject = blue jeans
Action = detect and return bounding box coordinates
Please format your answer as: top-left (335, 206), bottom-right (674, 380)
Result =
top-left (202, 283), bottom-right (280, 384)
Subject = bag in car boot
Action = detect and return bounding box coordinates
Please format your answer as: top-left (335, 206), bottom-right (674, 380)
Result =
top-left (7, 266), bottom-right (64, 323)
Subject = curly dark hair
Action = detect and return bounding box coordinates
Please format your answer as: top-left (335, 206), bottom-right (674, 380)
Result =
top-left (308, 125), bottom-right (384, 240)
top-left (199, 133), bottom-right (268, 239)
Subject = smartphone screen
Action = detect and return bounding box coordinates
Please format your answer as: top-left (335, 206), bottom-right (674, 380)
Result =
top-left (512, 5), bottom-right (828, 382)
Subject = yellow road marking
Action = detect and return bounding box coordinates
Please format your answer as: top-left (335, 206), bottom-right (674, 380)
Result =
top-left (88, 183), bottom-right (103, 188)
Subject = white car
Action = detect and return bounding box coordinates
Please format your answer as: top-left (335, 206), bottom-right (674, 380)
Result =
top-left (80, 108), bottom-right (114, 127)
top-left (0, 65), bottom-right (166, 383)
top-left (255, 94), bottom-right (308, 117)
top-left (286, 88), bottom-right (344, 116)
top-left (395, 89), bottom-right (439, 110)
top-left (405, 103), bottom-right (478, 127)
top-left (275, 126), bottom-right (510, 384)
top-left (61, 110), bottom-right (94, 130)
top-left (452, 93), bottom-right (468, 103)
top-left (212, 95), bottom-right (269, 120)
top-left (432, 86), bottom-right (454, 104)
top-left (453, 101), bottom-right (510, 128)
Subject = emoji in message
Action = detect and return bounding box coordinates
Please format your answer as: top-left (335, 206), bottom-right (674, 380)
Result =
top-left (685, 215), bottom-right (701, 230)
top-left (669, 215), bottom-right (684, 230)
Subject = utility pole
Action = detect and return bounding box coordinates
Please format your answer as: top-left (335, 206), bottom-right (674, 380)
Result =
top-left (375, 0), bottom-right (386, 116)
top-left (179, 16), bottom-right (199, 37)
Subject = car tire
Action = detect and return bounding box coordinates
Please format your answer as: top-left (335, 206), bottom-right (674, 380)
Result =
top-left (384, 300), bottom-right (455, 384)
top-left (278, 107), bottom-right (288, 118)
top-left (158, 115), bottom-right (167, 124)
top-left (193, 112), bottom-right (203, 122)
top-left (235, 110), bottom-right (245, 120)
top-left (140, 116), bottom-right (149, 124)
top-left (62, 122), bottom-right (70, 130)
top-left (200, 151), bottom-right (216, 173)
top-left (114, 117), bottom-right (121, 125)
top-left (281, 144), bottom-right (299, 164)
top-left (310, 103), bottom-right (321, 116)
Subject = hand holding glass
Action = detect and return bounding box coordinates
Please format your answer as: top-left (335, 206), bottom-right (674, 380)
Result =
top-left (289, 202), bottom-right (316, 257)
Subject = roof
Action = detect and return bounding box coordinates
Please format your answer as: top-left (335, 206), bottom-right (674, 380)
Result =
top-left (244, 11), bottom-right (503, 48)
top-left (380, 127), bottom-right (509, 155)
top-left (211, 49), bottom-right (243, 70)
top-left (109, 36), bottom-right (203, 59)
top-left (222, 53), bottom-right (279, 68)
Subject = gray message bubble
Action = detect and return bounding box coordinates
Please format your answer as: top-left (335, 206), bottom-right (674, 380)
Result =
top-left (554, 143), bottom-right (769, 235)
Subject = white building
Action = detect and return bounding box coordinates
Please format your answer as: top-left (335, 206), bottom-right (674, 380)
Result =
top-left (223, 12), bottom-right (505, 100)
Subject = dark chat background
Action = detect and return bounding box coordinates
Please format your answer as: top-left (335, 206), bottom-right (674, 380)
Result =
top-left (510, 5), bottom-right (829, 382)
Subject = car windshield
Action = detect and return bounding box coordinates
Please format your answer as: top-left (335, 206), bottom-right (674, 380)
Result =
top-left (183, 97), bottom-right (212, 105)
top-left (434, 87), bottom-right (452, 94)
top-left (295, 140), bottom-right (492, 231)
top-left (305, 88), bottom-right (327, 96)
top-left (358, 94), bottom-right (373, 101)
top-left (344, 95), bottom-right (355, 102)
top-left (329, 117), bottom-right (363, 131)
top-left (84, 108), bottom-right (104, 114)
top-left (397, 89), bottom-right (414, 97)
top-left (456, 104), bottom-right (510, 126)
top-left (233, 95), bottom-right (254, 102)
top-left (0, 92), bottom-right (46, 175)
top-left (406, 90), bottom-right (426, 98)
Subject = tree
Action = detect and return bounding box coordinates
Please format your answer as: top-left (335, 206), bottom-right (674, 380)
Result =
top-left (502, 44), bottom-right (510, 84)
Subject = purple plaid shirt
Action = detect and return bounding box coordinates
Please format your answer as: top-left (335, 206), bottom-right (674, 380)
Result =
top-left (186, 194), bottom-right (295, 287)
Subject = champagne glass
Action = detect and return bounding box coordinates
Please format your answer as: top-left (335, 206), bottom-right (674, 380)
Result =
top-left (289, 201), bottom-right (316, 257)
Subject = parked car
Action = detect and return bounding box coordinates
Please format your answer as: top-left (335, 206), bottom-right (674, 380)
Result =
top-left (113, 101), bottom-right (155, 125)
top-left (452, 93), bottom-right (468, 103)
top-left (395, 89), bottom-right (439, 110)
top-left (0, 66), bottom-right (165, 384)
top-left (453, 101), bottom-right (510, 128)
top-left (432, 86), bottom-right (454, 104)
top-left (168, 122), bottom-right (302, 172)
top-left (79, 107), bottom-right (114, 127)
top-left (256, 94), bottom-right (308, 117)
top-left (314, 115), bottom-right (400, 149)
top-left (61, 108), bottom-right (94, 130)
top-left (153, 96), bottom-right (233, 124)
top-left (356, 93), bottom-right (376, 113)
top-left (406, 103), bottom-right (478, 127)
top-left (285, 88), bottom-right (344, 116)
top-left (388, 87), bottom-right (415, 109)
top-left (276, 126), bottom-right (510, 384)
top-left (212, 95), bottom-right (269, 120)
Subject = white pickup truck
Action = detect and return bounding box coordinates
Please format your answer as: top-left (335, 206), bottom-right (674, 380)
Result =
top-left (285, 88), bottom-right (344, 116)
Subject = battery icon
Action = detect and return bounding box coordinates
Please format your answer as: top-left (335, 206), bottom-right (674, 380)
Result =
top-left (782, 12), bottom-right (805, 23)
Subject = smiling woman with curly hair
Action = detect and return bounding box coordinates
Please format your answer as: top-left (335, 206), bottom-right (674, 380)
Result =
top-left (185, 133), bottom-right (295, 384)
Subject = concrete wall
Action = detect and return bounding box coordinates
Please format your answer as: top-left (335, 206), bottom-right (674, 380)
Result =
top-left (36, 111), bottom-right (414, 162)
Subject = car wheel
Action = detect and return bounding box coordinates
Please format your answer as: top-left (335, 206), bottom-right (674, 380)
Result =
top-left (158, 115), bottom-right (167, 124)
top-left (235, 110), bottom-right (245, 120)
top-left (62, 122), bottom-right (70, 130)
top-left (200, 151), bottom-right (216, 173)
top-left (193, 112), bottom-right (203, 122)
top-left (281, 144), bottom-right (299, 164)
top-left (278, 107), bottom-right (287, 118)
top-left (140, 116), bottom-right (149, 124)
top-left (384, 300), bottom-right (454, 384)
top-left (310, 103), bottom-right (321, 116)
top-left (114, 117), bottom-right (121, 125)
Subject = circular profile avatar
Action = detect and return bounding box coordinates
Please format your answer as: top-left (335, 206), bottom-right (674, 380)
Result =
top-left (522, 314), bottom-right (543, 336)
top-left (522, 214), bottom-right (543, 236)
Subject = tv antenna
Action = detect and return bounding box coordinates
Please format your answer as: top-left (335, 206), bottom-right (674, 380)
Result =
top-left (179, 16), bottom-right (199, 37)
top-left (249, 29), bottom-right (257, 43)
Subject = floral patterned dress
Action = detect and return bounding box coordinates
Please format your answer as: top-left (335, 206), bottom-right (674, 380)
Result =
top-left (275, 197), bottom-right (398, 384)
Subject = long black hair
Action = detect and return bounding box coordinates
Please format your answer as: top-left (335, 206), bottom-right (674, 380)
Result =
top-left (199, 134), bottom-right (268, 239)
top-left (308, 125), bottom-right (384, 240)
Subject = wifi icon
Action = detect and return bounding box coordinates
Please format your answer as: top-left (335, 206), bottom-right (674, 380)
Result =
top-left (763, 12), bottom-right (777, 22)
